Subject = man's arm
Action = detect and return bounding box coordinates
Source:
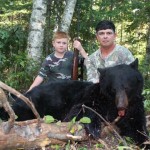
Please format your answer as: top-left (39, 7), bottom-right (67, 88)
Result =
top-left (123, 47), bottom-right (135, 64)
top-left (85, 58), bottom-right (99, 83)
top-left (73, 40), bottom-right (99, 83)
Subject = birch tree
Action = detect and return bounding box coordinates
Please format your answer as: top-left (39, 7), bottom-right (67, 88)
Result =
top-left (58, 0), bottom-right (77, 32)
top-left (27, 0), bottom-right (47, 63)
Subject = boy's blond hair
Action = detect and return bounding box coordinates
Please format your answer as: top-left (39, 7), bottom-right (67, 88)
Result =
top-left (53, 31), bottom-right (70, 41)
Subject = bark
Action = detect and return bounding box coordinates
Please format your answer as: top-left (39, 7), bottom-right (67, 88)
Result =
top-left (0, 121), bottom-right (87, 150)
top-left (27, 0), bottom-right (47, 63)
top-left (58, 0), bottom-right (77, 32)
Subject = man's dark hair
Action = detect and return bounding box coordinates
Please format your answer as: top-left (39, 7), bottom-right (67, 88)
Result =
top-left (95, 20), bottom-right (115, 33)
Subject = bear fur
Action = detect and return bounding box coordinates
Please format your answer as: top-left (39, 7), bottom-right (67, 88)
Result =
top-left (0, 59), bottom-right (148, 146)
top-left (64, 59), bottom-right (148, 146)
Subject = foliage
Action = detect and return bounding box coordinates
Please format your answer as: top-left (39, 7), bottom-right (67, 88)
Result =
top-left (65, 140), bottom-right (71, 150)
top-left (144, 99), bottom-right (150, 113)
top-left (44, 115), bottom-right (55, 124)
top-left (79, 117), bottom-right (91, 124)
top-left (0, 0), bottom-right (149, 91)
top-left (50, 144), bottom-right (60, 150)
top-left (0, 0), bottom-right (34, 91)
top-left (95, 143), bottom-right (104, 149)
top-left (0, 25), bottom-right (29, 90)
top-left (143, 89), bottom-right (150, 113)
top-left (67, 116), bottom-right (91, 134)
top-left (0, 1), bottom-right (149, 149)
top-left (139, 58), bottom-right (150, 114)
top-left (117, 146), bottom-right (133, 150)
top-left (0, 49), bottom-right (38, 91)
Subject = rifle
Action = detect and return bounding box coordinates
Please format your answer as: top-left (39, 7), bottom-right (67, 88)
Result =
top-left (72, 47), bottom-right (79, 80)
top-left (72, 37), bottom-right (83, 80)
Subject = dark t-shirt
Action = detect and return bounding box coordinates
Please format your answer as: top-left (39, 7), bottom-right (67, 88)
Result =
top-left (38, 51), bottom-right (74, 82)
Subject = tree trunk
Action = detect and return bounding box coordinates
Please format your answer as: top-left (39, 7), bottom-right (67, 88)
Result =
top-left (27, 0), bottom-right (47, 63)
top-left (58, 0), bottom-right (77, 32)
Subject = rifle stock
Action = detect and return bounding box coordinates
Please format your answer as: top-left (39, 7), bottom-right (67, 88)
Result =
top-left (72, 48), bottom-right (79, 80)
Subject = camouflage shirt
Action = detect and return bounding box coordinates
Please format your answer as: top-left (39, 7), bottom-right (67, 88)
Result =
top-left (85, 44), bottom-right (135, 83)
top-left (38, 51), bottom-right (74, 82)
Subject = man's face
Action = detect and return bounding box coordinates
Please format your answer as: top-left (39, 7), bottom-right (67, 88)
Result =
top-left (96, 29), bottom-right (116, 48)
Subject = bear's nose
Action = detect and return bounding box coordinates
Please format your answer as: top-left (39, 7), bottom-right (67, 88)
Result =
top-left (118, 109), bottom-right (126, 117)
top-left (115, 90), bottom-right (128, 111)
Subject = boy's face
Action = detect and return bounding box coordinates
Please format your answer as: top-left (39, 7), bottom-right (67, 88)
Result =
top-left (96, 29), bottom-right (116, 48)
top-left (52, 38), bottom-right (68, 53)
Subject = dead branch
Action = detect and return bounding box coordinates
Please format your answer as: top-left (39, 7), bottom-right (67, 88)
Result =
top-left (82, 104), bottom-right (128, 146)
top-left (0, 81), bottom-right (41, 127)
top-left (98, 139), bottom-right (110, 150)
top-left (0, 88), bottom-right (16, 133)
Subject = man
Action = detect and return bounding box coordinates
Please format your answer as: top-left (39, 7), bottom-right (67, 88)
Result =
top-left (73, 20), bottom-right (134, 83)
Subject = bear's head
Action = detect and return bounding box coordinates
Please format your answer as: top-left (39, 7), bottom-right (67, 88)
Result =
top-left (98, 59), bottom-right (143, 117)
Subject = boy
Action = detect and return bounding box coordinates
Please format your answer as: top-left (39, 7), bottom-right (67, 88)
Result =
top-left (28, 31), bottom-right (86, 91)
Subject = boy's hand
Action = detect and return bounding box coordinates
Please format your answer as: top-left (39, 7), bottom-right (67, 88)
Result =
top-left (73, 38), bottom-right (88, 59)
top-left (73, 40), bottom-right (83, 51)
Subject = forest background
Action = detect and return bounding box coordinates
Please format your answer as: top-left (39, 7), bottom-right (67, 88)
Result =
top-left (0, 0), bottom-right (150, 110)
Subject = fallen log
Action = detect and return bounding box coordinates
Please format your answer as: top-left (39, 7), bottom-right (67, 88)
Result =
top-left (0, 120), bottom-right (87, 150)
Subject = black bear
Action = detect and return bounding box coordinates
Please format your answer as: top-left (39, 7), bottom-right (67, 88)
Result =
top-left (0, 80), bottom-right (92, 121)
top-left (64, 58), bottom-right (148, 146)
top-left (0, 59), bottom-right (148, 146)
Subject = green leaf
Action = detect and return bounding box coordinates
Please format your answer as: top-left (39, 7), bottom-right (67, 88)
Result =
top-left (44, 115), bottom-right (55, 124)
top-left (117, 146), bottom-right (133, 150)
top-left (70, 126), bottom-right (76, 134)
top-left (68, 117), bottom-right (77, 129)
top-left (65, 140), bottom-right (70, 150)
top-left (72, 116), bottom-right (76, 124)
top-left (79, 117), bottom-right (91, 124)
top-left (95, 143), bottom-right (104, 148)
top-left (50, 144), bottom-right (60, 150)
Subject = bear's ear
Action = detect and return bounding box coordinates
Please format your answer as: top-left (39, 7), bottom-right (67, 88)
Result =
top-left (136, 75), bottom-right (143, 82)
top-left (130, 58), bottom-right (138, 70)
